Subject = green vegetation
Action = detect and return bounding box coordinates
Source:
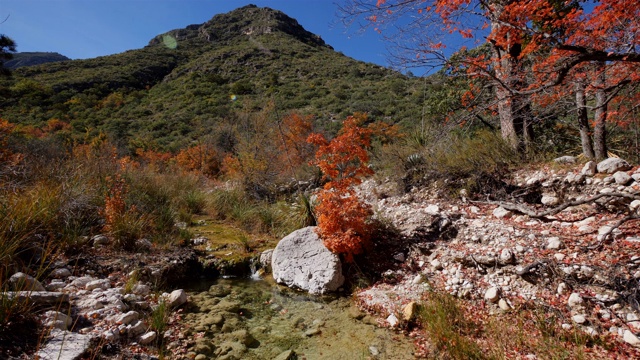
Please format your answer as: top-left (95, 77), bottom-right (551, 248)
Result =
top-left (0, 6), bottom-right (425, 152)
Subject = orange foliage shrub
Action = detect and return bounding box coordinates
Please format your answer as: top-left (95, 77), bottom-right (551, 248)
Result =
top-left (175, 144), bottom-right (220, 177)
top-left (42, 118), bottom-right (72, 134)
top-left (102, 173), bottom-right (127, 232)
top-left (307, 114), bottom-right (374, 262)
top-left (278, 113), bottom-right (314, 169)
top-left (0, 118), bottom-right (17, 165)
top-left (135, 148), bottom-right (171, 171)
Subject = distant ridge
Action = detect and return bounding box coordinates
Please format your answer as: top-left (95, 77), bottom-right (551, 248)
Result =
top-left (5, 52), bottom-right (70, 69)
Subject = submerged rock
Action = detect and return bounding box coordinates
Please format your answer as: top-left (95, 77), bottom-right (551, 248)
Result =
top-left (271, 226), bottom-right (344, 295)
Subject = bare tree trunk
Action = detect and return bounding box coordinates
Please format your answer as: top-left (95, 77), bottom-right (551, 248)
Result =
top-left (575, 80), bottom-right (595, 159)
top-left (490, 4), bottom-right (524, 153)
top-left (496, 81), bottom-right (519, 150)
top-left (492, 22), bottom-right (519, 150)
top-left (593, 62), bottom-right (608, 160)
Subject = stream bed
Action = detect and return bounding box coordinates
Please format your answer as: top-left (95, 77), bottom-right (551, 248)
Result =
top-left (181, 277), bottom-right (416, 359)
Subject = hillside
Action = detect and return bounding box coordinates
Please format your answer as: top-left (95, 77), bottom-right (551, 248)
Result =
top-left (0, 5), bottom-right (425, 151)
top-left (4, 52), bottom-right (70, 69)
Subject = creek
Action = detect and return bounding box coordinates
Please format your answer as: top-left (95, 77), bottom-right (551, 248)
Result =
top-left (182, 276), bottom-right (416, 359)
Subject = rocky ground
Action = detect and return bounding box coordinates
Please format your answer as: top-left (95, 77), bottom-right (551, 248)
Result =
top-left (354, 157), bottom-right (640, 358)
top-left (4, 157), bottom-right (640, 359)
top-left (2, 246), bottom-right (202, 360)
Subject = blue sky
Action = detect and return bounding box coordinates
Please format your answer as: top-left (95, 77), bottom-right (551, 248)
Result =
top-left (0, 0), bottom-right (393, 68)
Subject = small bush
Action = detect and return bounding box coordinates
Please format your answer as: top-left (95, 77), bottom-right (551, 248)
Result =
top-left (376, 129), bottom-right (517, 196)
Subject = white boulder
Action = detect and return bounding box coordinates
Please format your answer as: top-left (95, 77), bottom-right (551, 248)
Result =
top-left (271, 226), bottom-right (344, 295)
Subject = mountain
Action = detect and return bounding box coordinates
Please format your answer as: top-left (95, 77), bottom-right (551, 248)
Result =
top-left (0, 5), bottom-right (425, 151)
top-left (4, 52), bottom-right (71, 69)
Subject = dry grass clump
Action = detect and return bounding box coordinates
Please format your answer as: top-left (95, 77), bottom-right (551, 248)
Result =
top-left (414, 292), bottom-right (610, 359)
top-left (374, 129), bottom-right (518, 196)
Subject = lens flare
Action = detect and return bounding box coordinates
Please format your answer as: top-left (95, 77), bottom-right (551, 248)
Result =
top-left (230, 95), bottom-right (237, 101)
top-left (162, 35), bottom-right (177, 49)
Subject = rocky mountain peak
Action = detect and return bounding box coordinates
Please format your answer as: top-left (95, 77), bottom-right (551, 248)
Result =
top-left (148, 5), bottom-right (330, 49)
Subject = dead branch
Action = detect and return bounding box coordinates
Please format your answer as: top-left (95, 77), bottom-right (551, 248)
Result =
top-left (477, 192), bottom-right (640, 218)
top-left (587, 213), bottom-right (640, 250)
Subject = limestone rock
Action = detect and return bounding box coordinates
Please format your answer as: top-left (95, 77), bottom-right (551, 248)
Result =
top-left (132, 283), bottom-right (151, 296)
top-left (168, 289), bottom-right (188, 308)
top-left (411, 274), bottom-right (424, 285)
top-left (50, 268), bottom-right (72, 279)
top-left (259, 249), bottom-right (274, 272)
top-left (271, 226), bottom-right (344, 295)
top-left (274, 350), bottom-right (297, 360)
top-left (91, 234), bottom-right (109, 246)
top-left (43, 311), bottom-right (72, 330)
top-left (572, 314), bottom-right (587, 324)
top-left (499, 248), bottom-right (516, 265)
top-left (402, 301), bottom-right (418, 321)
top-left (493, 207), bottom-right (512, 219)
top-left (568, 292), bottom-right (584, 308)
top-left (557, 282), bottom-right (568, 295)
top-left (613, 171), bottom-right (632, 185)
top-left (7, 291), bottom-right (69, 307)
top-left (430, 259), bottom-right (443, 270)
top-left (597, 158), bottom-right (632, 174)
top-left (425, 204), bottom-right (440, 215)
top-left (554, 156), bottom-right (576, 164)
top-left (630, 200), bottom-right (640, 212)
top-left (541, 194), bottom-right (560, 206)
top-left (581, 161), bottom-right (597, 176)
top-left (138, 331), bottom-right (157, 345)
top-left (9, 272), bottom-right (45, 291)
top-left (564, 173), bottom-right (585, 184)
top-left (116, 311), bottom-right (139, 325)
top-left (135, 238), bottom-right (153, 251)
top-left (623, 330), bottom-right (640, 347)
top-left (86, 279), bottom-right (110, 291)
top-left (546, 237), bottom-right (564, 250)
top-left (128, 320), bottom-right (146, 337)
top-left (35, 329), bottom-right (93, 360)
top-left (484, 287), bottom-right (500, 303)
top-left (386, 313), bottom-right (399, 327)
top-left (498, 299), bottom-right (511, 311)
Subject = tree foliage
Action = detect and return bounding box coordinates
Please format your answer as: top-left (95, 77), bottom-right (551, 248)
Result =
top-left (308, 113), bottom-right (374, 262)
top-left (0, 34), bottom-right (16, 76)
top-left (341, 0), bottom-right (640, 158)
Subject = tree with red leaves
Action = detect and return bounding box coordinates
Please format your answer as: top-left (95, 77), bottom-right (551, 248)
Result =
top-left (307, 114), bottom-right (374, 262)
top-left (340, 0), bottom-right (640, 158)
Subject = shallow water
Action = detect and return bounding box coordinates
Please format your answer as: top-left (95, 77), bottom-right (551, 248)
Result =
top-left (185, 277), bottom-right (416, 359)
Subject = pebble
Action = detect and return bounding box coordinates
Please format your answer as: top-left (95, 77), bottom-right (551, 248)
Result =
top-left (546, 237), bottom-right (563, 250)
top-left (138, 331), bottom-right (157, 345)
top-left (117, 311), bottom-right (139, 325)
top-left (623, 330), bottom-right (640, 347)
top-left (484, 287), bottom-right (500, 303)
top-left (572, 314), bottom-right (587, 324)
top-left (568, 293), bottom-right (583, 308)
top-left (128, 320), bottom-right (146, 337)
top-left (557, 282), bottom-right (568, 295)
top-left (386, 314), bottom-right (399, 327)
